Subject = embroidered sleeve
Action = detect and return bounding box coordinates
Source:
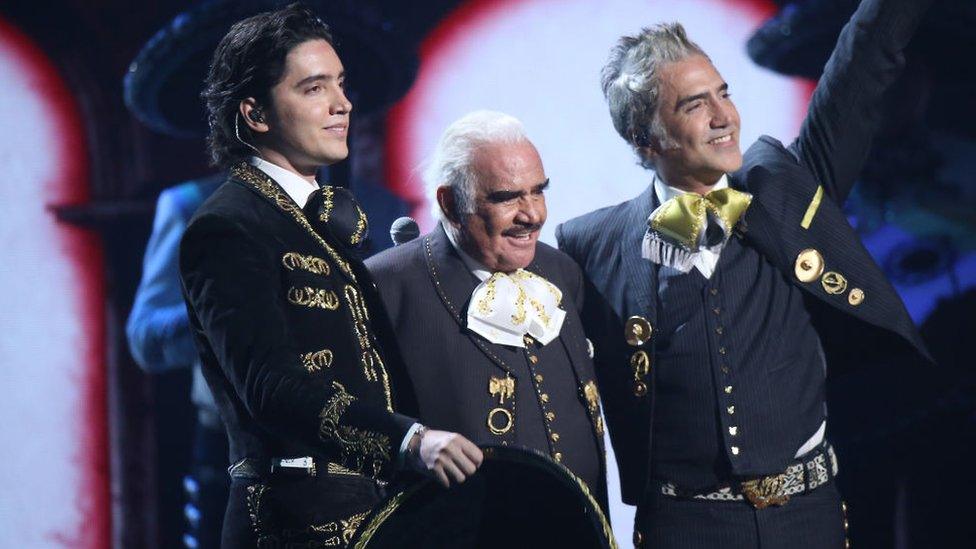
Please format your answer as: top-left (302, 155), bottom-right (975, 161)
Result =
top-left (319, 381), bottom-right (393, 477)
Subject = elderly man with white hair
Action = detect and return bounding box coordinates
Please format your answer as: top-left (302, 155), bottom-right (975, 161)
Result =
top-left (366, 110), bottom-right (608, 507)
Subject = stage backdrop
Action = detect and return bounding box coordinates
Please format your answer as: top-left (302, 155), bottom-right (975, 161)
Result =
top-left (0, 16), bottom-right (109, 549)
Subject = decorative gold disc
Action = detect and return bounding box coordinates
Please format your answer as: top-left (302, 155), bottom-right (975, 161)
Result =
top-left (848, 288), bottom-right (865, 306)
top-left (820, 271), bottom-right (848, 295)
top-left (625, 316), bottom-right (653, 346)
top-left (794, 248), bottom-right (825, 283)
top-left (487, 407), bottom-right (513, 435)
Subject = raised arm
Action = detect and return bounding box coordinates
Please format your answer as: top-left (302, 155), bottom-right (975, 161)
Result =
top-left (789, 0), bottom-right (934, 204)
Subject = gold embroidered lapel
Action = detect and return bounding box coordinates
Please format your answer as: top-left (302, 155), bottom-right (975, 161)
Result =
top-left (231, 162), bottom-right (357, 283)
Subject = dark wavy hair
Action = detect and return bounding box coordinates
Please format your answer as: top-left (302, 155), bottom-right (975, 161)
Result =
top-left (202, 2), bottom-right (334, 168)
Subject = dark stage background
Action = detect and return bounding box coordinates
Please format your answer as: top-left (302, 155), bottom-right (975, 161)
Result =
top-left (0, 0), bottom-right (973, 547)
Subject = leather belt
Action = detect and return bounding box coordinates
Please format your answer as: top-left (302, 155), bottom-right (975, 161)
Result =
top-left (659, 443), bottom-right (838, 509)
top-left (228, 457), bottom-right (367, 480)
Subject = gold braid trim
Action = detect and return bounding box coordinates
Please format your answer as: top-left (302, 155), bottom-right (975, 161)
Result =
top-left (232, 162), bottom-right (356, 283)
top-left (558, 464), bottom-right (619, 549)
top-left (282, 251), bottom-right (331, 276)
top-left (341, 511), bottom-right (370, 545)
top-left (300, 349), bottom-right (334, 373)
top-left (342, 285), bottom-right (393, 412)
top-left (288, 286), bottom-right (340, 310)
top-left (319, 381), bottom-right (392, 478)
top-left (320, 185), bottom-right (335, 223)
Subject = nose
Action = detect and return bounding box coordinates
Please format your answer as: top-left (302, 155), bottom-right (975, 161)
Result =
top-left (331, 88), bottom-right (353, 116)
top-left (515, 194), bottom-right (544, 226)
top-left (710, 98), bottom-right (733, 128)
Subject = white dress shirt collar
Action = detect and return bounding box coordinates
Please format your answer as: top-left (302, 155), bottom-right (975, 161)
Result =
top-left (249, 157), bottom-right (320, 208)
top-left (652, 172), bottom-right (730, 207)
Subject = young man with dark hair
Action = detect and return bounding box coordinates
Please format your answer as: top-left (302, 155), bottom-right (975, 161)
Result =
top-left (558, 0), bottom-right (933, 546)
top-left (181, 4), bottom-right (481, 547)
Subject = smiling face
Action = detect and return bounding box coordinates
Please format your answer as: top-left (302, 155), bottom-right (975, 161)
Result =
top-left (455, 140), bottom-right (549, 272)
top-left (254, 39), bottom-right (352, 177)
top-left (649, 54), bottom-right (742, 194)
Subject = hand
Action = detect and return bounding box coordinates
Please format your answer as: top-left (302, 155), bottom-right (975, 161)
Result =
top-left (410, 428), bottom-right (483, 488)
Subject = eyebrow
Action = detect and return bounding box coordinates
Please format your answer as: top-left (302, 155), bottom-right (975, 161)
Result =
top-left (485, 178), bottom-right (550, 201)
top-left (294, 71), bottom-right (345, 89)
top-left (675, 83), bottom-right (728, 111)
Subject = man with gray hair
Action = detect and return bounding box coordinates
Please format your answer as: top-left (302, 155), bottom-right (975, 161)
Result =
top-left (557, 0), bottom-right (933, 546)
top-left (366, 110), bottom-right (608, 506)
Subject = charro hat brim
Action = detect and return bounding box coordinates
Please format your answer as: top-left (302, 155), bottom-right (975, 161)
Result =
top-left (124, 0), bottom-right (417, 138)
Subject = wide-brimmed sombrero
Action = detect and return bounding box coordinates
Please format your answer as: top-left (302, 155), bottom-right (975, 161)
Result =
top-left (348, 445), bottom-right (617, 549)
top-left (124, 0), bottom-right (417, 138)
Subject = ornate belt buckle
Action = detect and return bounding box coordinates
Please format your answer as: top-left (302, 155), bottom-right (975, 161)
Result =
top-left (741, 474), bottom-right (790, 509)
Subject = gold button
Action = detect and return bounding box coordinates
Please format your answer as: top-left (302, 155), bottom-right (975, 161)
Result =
top-left (843, 519), bottom-right (849, 531)
top-left (731, 446), bottom-right (740, 455)
top-left (523, 335), bottom-right (534, 346)
top-left (551, 432), bottom-right (560, 442)
top-left (721, 366), bottom-right (730, 374)
top-left (534, 373), bottom-right (544, 383)
top-left (529, 355), bottom-right (539, 364)
top-left (719, 347), bottom-right (727, 355)
top-left (554, 452), bottom-right (562, 462)
top-left (625, 316), bottom-right (653, 346)
top-left (716, 326), bottom-right (724, 335)
top-left (841, 501), bottom-right (848, 514)
top-left (540, 393), bottom-right (550, 403)
top-left (848, 288), bottom-right (864, 306)
top-left (724, 385), bottom-right (732, 394)
top-left (545, 411), bottom-right (555, 421)
top-left (727, 406), bottom-right (735, 415)
top-left (713, 307), bottom-right (721, 315)
top-left (845, 540), bottom-right (850, 549)
top-left (709, 288), bottom-right (718, 296)
top-left (821, 271), bottom-right (848, 295)
top-left (795, 248), bottom-right (825, 282)
top-left (633, 530), bottom-right (644, 546)
top-left (633, 380), bottom-right (648, 397)
top-left (729, 426), bottom-right (738, 436)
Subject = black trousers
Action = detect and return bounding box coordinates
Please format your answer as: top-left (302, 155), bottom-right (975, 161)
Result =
top-left (222, 471), bottom-right (387, 548)
top-left (636, 481), bottom-right (847, 548)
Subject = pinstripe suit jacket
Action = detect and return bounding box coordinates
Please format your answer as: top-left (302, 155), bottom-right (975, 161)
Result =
top-left (556, 0), bottom-right (931, 505)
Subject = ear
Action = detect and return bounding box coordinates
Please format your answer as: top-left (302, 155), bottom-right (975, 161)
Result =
top-left (239, 98), bottom-right (269, 133)
top-left (436, 186), bottom-right (462, 225)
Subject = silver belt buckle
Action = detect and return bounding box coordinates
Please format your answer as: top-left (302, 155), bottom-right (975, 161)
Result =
top-left (272, 456), bottom-right (316, 476)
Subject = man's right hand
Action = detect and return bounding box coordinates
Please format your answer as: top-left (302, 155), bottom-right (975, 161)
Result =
top-left (409, 428), bottom-right (483, 488)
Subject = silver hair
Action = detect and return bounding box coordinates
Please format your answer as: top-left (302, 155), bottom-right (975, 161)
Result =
top-left (601, 22), bottom-right (707, 169)
top-left (424, 110), bottom-right (529, 221)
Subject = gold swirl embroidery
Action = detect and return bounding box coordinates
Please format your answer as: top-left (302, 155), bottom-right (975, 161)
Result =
top-left (510, 283), bottom-right (527, 325)
top-left (476, 275), bottom-right (498, 316)
top-left (319, 381), bottom-right (392, 478)
top-left (341, 511), bottom-right (369, 545)
top-left (245, 484), bottom-right (270, 541)
top-left (350, 204), bottom-right (367, 246)
top-left (343, 285), bottom-right (393, 412)
top-left (300, 349), bottom-right (334, 373)
top-left (282, 252), bottom-right (331, 276)
top-left (582, 380), bottom-right (604, 436)
top-left (231, 162), bottom-right (356, 283)
top-left (287, 286), bottom-right (340, 310)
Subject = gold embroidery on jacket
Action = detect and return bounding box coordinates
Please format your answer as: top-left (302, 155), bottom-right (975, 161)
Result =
top-left (350, 204), bottom-right (367, 246)
top-left (300, 349), bottom-right (334, 373)
top-left (342, 285), bottom-right (393, 412)
top-left (231, 162), bottom-right (356, 282)
top-left (245, 484), bottom-right (271, 542)
top-left (583, 380), bottom-right (605, 436)
top-left (288, 286), bottom-right (340, 310)
top-left (282, 252), bottom-right (331, 276)
top-left (319, 381), bottom-right (392, 477)
top-left (320, 185), bottom-right (335, 223)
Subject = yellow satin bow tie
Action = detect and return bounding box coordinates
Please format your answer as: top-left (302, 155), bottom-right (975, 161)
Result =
top-left (649, 187), bottom-right (752, 251)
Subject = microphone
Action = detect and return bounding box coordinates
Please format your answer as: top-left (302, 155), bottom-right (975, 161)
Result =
top-left (390, 216), bottom-right (420, 246)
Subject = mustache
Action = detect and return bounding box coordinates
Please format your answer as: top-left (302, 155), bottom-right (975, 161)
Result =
top-left (502, 224), bottom-right (543, 237)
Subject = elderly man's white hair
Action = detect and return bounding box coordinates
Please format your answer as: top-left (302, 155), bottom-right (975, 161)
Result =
top-left (424, 110), bottom-right (529, 221)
